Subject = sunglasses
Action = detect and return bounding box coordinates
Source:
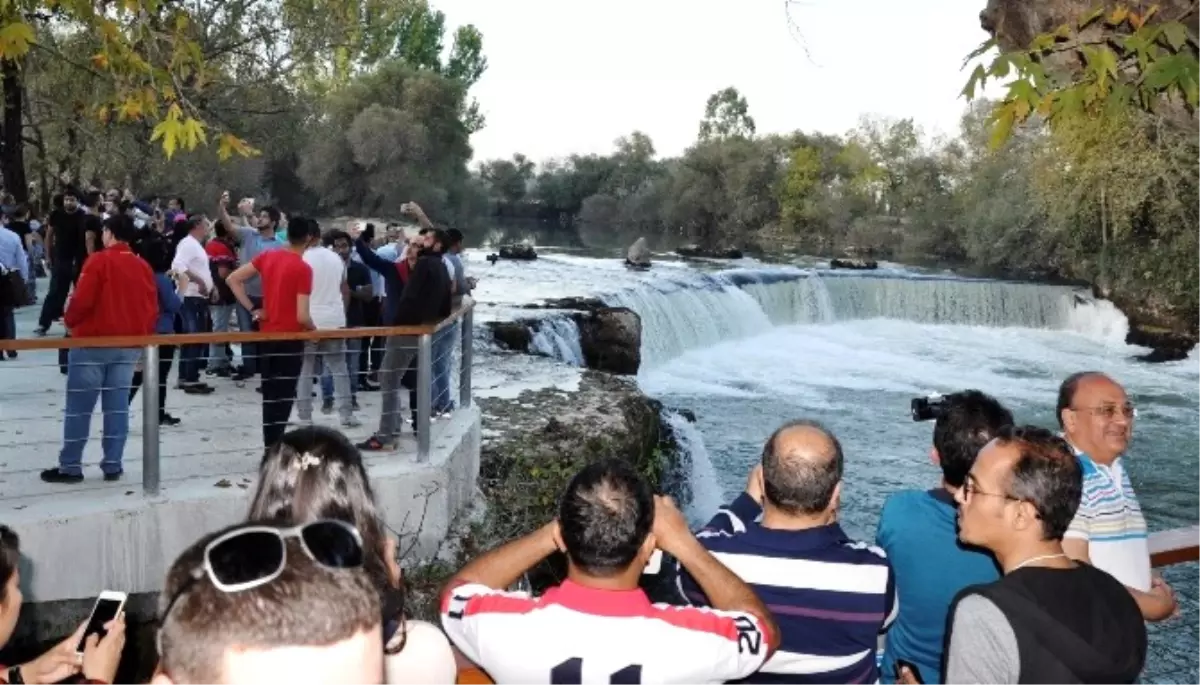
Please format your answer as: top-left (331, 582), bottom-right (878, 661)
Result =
top-left (159, 520), bottom-right (364, 625)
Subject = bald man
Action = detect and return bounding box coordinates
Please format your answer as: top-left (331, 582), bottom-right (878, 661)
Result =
top-left (676, 420), bottom-right (898, 684)
top-left (1057, 372), bottom-right (1176, 622)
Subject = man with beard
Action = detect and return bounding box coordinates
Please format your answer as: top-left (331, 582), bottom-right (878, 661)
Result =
top-left (35, 190), bottom-right (86, 336)
top-left (351, 224), bottom-right (451, 452)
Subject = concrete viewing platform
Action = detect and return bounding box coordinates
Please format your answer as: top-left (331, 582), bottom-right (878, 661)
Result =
top-left (0, 306), bottom-right (481, 604)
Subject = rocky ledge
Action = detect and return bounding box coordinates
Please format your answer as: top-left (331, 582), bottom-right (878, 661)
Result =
top-left (487, 300), bottom-right (643, 375)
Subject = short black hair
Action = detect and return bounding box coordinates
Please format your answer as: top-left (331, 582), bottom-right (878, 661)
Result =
top-left (996, 424), bottom-right (1082, 541)
top-left (260, 205), bottom-right (282, 227)
top-left (324, 229), bottom-right (351, 248)
top-left (934, 391), bottom-right (1014, 488)
top-left (0, 525), bottom-right (18, 605)
top-left (557, 459), bottom-right (654, 577)
top-left (427, 228), bottom-right (449, 252)
top-left (83, 190), bottom-right (102, 209)
top-left (761, 419), bottom-right (844, 515)
top-left (103, 214), bottom-right (137, 243)
top-left (446, 228), bottom-right (464, 246)
top-left (286, 216), bottom-right (310, 245)
top-left (134, 230), bottom-right (173, 273)
top-left (1056, 372), bottom-right (1105, 427)
top-left (305, 218), bottom-right (322, 240)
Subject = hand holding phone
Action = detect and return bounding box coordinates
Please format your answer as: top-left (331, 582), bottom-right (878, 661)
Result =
top-left (76, 591), bottom-right (126, 655)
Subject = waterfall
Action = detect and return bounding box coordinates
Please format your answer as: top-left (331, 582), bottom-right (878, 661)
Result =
top-left (661, 410), bottom-right (724, 524)
top-left (596, 269), bottom-right (1132, 367)
top-left (528, 317), bottom-right (585, 366)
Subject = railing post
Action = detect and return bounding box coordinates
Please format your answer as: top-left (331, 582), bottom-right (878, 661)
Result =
top-left (141, 344), bottom-right (161, 496)
top-left (416, 333), bottom-right (432, 462)
top-left (459, 307), bottom-right (473, 408)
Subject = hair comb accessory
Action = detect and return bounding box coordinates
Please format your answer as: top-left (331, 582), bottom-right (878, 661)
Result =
top-left (297, 452), bottom-right (322, 471)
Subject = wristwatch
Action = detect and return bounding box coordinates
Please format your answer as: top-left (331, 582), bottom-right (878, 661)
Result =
top-left (8, 665), bottom-right (24, 684)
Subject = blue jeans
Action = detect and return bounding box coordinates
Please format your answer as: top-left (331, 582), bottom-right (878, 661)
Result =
top-left (431, 324), bottom-right (457, 413)
top-left (208, 304), bottom-right (234, 371)
top-left (178, 296), bottom-right (208, 383)
top-left (321, 339), bottom-right (361, 400)
top-left (58, 347), bottom-right (139, 476)
top-left (234, 295), bottom-right (262, 375)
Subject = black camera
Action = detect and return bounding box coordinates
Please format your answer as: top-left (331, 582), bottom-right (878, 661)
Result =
top-left (911, 394), bottom-right (948, 422)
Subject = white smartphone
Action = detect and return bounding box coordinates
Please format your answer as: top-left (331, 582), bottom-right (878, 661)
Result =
top-left (643, 549), bottom-right (663, 575)
top-left (76, 590), bottom-right (127, 655)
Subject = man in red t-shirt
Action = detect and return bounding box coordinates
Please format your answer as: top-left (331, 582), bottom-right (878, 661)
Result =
top-left (226, 217), bottom-right (314, 447)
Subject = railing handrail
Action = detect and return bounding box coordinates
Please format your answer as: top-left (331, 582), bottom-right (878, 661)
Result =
top-left (0, 299), bottom-right (475, 351)
top-left (1149, 525), bottom-right (1199, 568)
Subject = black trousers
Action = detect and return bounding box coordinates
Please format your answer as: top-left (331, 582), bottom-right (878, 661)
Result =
top-left (39, 260), bottom-right (77, 329)
top-left (260, 339), bottom-right (304, 447)
top-left (129, 345), bottom-right (176, 414)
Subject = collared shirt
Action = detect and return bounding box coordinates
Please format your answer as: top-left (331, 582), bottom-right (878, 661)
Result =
top-left (64, 242), bottom-right (157, 337)
top-left (0, 226), bottom-right (29, 282)
top-left (303, 245), bottom-right (346, 330)
top-left (441, 578), bottom-right (772, 684)
top-left (171, 234), bottom-right (213, 297)
top-left (679, 493), bottom-right (897, 684)
top-left (1064, 448), bottom-right (1151, 591)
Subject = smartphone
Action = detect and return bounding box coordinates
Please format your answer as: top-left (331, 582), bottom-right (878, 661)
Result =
top-left (643, 549), bottom-right (663, 575)
top-left (76, 591), bottom-right (127, 655)
top-left (895, 659), bottom-right (924, 684)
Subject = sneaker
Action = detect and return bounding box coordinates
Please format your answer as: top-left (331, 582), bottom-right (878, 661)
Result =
top-left (321, 398), bottom-right (334, 415)
top-left (33, 326), bottom-right (48, 337)
top-left (159, 413), bottom-right (181, 426)
top-left (232, 369), bottom-right (253, 382)
top-left (4, 350), bottom-right (15, 359)
top-left (182, 383), bottom-right (215, 395)
top-left (357, 435), bottom-right (396, 452)
top-left (207, 367), bottom-right (233, 378)
top-left (103, 471), bottom-right (123, 482)
top-left (40, 468), bottom-right (82, 484)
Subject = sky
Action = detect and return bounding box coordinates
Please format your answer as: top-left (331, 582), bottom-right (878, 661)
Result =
top-left (432, 0), bottom-right (1005, 164)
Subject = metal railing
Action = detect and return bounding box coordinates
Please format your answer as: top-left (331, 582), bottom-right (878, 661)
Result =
top-left (0, 300), bottom-right (475, 497)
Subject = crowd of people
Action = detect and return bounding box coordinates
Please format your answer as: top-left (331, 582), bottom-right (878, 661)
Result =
top-left (0, 185), bottom-right (474, 484)
top-left (0, 363), bottom-right (1172, 684)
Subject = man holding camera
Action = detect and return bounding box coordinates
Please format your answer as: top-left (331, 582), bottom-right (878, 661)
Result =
top-left (439, 459), bottom-right (777, 684)
top-left (875, 391), bottom-right (1013, 684)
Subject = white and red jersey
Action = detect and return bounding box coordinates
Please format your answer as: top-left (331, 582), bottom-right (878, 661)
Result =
top-left (441, 579), bottom-right (772, 684)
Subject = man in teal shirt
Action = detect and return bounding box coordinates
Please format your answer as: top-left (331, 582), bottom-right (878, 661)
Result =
top-left (875, 391), bottom-right (1011, 683)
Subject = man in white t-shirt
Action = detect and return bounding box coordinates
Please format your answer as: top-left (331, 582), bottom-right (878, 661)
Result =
top-left (170, 215), bottom-right (215, 394)
top-left (295, 219), bottom-right (359, 428)
top-left (1057, 371), bottom-right (1177, 622)
top-left (441, 459), bottom-right (779, 684)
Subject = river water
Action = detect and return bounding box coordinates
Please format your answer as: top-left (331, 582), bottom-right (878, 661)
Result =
top-left (467, 247), bottom-right (1199, 682)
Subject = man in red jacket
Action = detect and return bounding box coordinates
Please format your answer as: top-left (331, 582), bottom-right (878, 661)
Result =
top-left (42, 215), bottom-right (157, 484)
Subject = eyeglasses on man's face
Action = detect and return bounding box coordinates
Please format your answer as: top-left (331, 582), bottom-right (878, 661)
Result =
top-left (1072, 404), bottom-right (1137, 421)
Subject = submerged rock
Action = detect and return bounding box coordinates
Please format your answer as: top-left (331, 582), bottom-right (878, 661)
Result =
top-left (498, 244), bottom-right (538, 260)
top-left (831, 258), bottom-right (879, 270)
top-left (486, 321), bottom-right (532, 353)
top-left (676, 244), bottom-right (743, 260)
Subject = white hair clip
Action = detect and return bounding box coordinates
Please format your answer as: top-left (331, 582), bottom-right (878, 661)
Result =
top-left (297, 453), bottom-right (322, 471)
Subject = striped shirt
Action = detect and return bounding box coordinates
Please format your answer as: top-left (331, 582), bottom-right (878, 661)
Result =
top-left (1064, 450), bottom-right (1151, 591)
top-left (441, 579), bottom-right (773, 684)
top-left (678, 493), bottom-right (897, 684)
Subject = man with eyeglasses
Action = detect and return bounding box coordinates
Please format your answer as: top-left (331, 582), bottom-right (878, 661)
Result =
top-left (943, 425), bottom-right (1146, 683)
top-left (1055, 371), bottom-right (1177, 622)
top-left (153, 520), bottom-right (383, 684)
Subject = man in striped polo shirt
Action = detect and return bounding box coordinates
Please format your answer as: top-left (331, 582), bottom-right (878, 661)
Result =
top-left (678, 420), bottom-right (897, 683)
top-left (1057, 371), bottom-right (1177, 621)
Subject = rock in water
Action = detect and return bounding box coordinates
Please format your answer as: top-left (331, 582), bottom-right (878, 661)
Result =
top-left (830, 258), bottom-right (879, 270)
top-left (626, 237), bottom-right (652, 266)
top-left (676, 244), bottom-right (744, 260)
top-left (574, 307), bottom-right (642, 375)
top-left (486, 321), bottom-right (533, 352)
top-left (498, 244), bottom-right (538, 260)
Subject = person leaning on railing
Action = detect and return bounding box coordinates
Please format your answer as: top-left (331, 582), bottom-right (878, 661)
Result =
top-left (0, 526), bottom-right (125, 684)
top-left (41, 214), bottom-right (158, 485)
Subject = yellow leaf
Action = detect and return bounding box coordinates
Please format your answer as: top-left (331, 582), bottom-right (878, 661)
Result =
top-left (1108, 6), bottom-right (1129, 25)
top-left (0, 21), bottom-right (36, 60)
top-left (91, 53), bottom-right (108, 70)
top-left (151, 117), bottom-right (183, 159)
top-left (117, 97), bottom-right (142, 121)
top-left (96, 105), bottom-right (110, 124)
top-left (217, 133), bottom-right (260, 161)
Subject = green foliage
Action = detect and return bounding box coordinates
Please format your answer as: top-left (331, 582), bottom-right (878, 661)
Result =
top-left (698, 86), bottom-right (756, 141)
top-left (962, 5), bottom-right (1199, 148)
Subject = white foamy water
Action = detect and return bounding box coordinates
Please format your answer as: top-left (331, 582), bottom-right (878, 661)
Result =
top-left (662, 410), bottom-right (725, 523)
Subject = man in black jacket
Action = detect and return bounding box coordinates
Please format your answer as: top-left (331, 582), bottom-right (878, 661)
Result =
top-left (353, 225), bottom-right (451, 451)
top-left (941, 425), bottom-right (1146, 684)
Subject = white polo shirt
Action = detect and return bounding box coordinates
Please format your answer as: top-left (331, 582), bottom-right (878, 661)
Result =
top-left (171, 234), bottom-right (212, 298)
top-left (1064, 449), bottom-right (1151, 591)
top-left (441, 579), bottom-right (772, 684)
top-left (303, 245), bottom-right (347, 330)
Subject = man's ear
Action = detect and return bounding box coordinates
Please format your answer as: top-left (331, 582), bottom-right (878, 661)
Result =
top-left (640, 532), bottom-right (658, 564)
top-left (551, 522), bottom-right (565, 554)
top-left (930, 446), bottom-right (941, 466)
top-left (828, 481), bottom-right (843, 516)
top-left (150, 668), bottom-right (175, 684)
top-left (1061, 408), bottom-right (1077, 435)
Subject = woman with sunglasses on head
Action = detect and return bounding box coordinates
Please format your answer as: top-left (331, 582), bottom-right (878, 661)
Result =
top-left (0, 526), bottom-right (125, 684)
top-left (245, 426), bottom-right (458, 684)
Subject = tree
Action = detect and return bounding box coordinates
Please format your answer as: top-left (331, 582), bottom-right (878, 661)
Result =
top-left (0, 0), bottom-right (417, 200)
top-left (480, 153), bottom-right (534, 205)
top-left (698, 87), bottom-right (756, 141)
